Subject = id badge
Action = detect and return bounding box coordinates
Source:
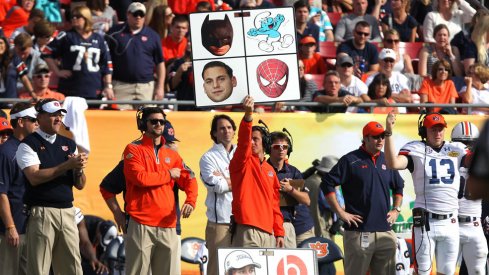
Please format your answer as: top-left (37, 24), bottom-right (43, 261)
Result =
top-left (361, 232), bottom-right (370, 249)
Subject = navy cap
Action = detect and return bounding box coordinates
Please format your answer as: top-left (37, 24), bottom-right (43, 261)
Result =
top-left (163, 121), bottom-right (179, 143)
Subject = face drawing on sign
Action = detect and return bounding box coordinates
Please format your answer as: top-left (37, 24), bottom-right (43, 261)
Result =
top-left (247, 12), bottom-right (294, 52)
top-left (201, 14), bottom-right (234, 56)
top-left (225, 250), bottom-right (261, 275)
top-left (202, 61), bottom-right (237, 102)
top-left (256, 59), bottom-right (289, 98)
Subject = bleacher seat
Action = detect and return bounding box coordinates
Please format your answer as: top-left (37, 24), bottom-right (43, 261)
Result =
top-left (399, 42), bottom-right (424, 60)
top-left (327, 12), bottom-right (343, 27)
top-left (305, 74), bottom-right (325, 90)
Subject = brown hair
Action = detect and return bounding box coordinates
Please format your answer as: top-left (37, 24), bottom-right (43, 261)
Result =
top-left (33, 20), bottom-right (55, 38)
top-left (431, 60), bottom-right (451, 81)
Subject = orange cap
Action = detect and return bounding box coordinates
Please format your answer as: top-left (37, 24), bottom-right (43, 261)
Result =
top-left (363, 121), bottom-right (385, 137)
top-left (299, 36), bottom-right (316, 45)
top-left (423, 113), bottom-right (447, 128)
top-left (0, 117), bottom-right (13, 132)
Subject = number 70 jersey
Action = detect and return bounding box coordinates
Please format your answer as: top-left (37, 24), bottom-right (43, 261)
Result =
top-left (399, 141), bottom-right (468, 214)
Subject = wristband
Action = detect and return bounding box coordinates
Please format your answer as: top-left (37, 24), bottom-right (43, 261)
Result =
top-left (384, 131), bottom-right (392, 137)
top-left (6, 225), bottom-right (15, 230)
top-left (105, 83), bottom-right (113, 89)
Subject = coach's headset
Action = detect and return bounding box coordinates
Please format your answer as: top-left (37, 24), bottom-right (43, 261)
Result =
top-left (136, 106), bottom-right (167, 132)
top-left (253, 120), bottom-right (272, 155)
top-left (417, 111), bottom-right (446, 140)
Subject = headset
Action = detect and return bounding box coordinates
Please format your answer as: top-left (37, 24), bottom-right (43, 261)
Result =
top-left (136, 106), bottom-right (166, 132)
top-left (282, 127), bottom-right (294, 156)
top-left (254, 119), bottom-right (271, 155)
top-left (417, 111), bottom-right (445, 140)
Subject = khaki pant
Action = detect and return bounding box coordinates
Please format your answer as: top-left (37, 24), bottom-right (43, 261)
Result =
top-left (125, 218), bottom-right (178, 275)
top-left (283, 222), bottom-right (297, 248)
top-left (113, 80), bottom-right (155, 110)
top-left (296, 227), bottom-right (315, 247)
top-left (0, 234), bottom-right (27, 275)
top-left (26, 206), bottom-right (82, 275)
top-left (205, 221), bottom-right (231, 275)
top-left (232, 224), bottom-right (274, 248)
top-left (343, 230), bottom-right (397, 275)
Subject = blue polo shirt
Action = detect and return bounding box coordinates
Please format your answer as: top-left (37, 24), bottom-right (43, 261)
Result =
top-left (0, 137), bottom-right (27, 234)
top-left (106, 24), bottom-right (164, 83)
top-left (320, 147), bottom-right (404, 232)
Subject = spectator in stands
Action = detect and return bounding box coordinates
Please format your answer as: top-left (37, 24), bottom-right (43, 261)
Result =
top-left (18, 63), bottom-right (64, 101)
top-left (462, 13), bottom-right (489, 73)
top-left (460, 63), bottom-right (489, 115)
top-left (297, 59), bottom-right (317, 111)
top-left (337, 21), bottom-right (379, 79)
top-left (43, 6), bottom-right (113, 100)
top-left (418, 24), bottom-right (463, 78)
top-left (410, 0), bottom-right (432, 39)
top-left (196, 1), bottom-right (213, 11)
top-left (2, 0), bottom-right (35, 39)
top-left (380, 0), bottom-right (418, 42)
top-left (366, 73), bottom-right (399, 113)
top-left (0, 117), bottom-right (13, 144)
top-left (168, 41), bottom-right (199, 111)
top-left (240, 0), bottom-right (276, 8)
top-left (9, 9), bottom-right (44, 44)
top-left (106, 2), bottom-right (165, 110)
top-left (299, 36), bottom-right (327, 74)
top-left (162, 15), bottom-right (189, 63)
top-left (366, 48), bottom-right (411, 112)
top-left (32, 20), bottom-right (54, 53)
top-left (336, 55), bottom-right (369, 113)
top-left (334, 0), bottom-right (381, 42)
top-left (109, 0), bottom-right (131, 22)
top-left (323, 0), bottom-right (353, 12)
top-left (418, 59), bottom-right (458, 113)
top-left (308, 7), bottom-right (334, 42)
top-left (0, 36), bottom-right (18, 107)
top-left (381, 29), bottom-right (414, 74)
top-left (148, 5), bottom-right (172, 39)
top-left (295, 1), bottom-right (320, 50)
top-left (312, 70), bottom-right (363, 113)
top-left (422, 0), bottom-right (475, 43)
top-left (0, 1), bottom-right (16, 26)
top-left (87, 0), bottom-right (118, 35)
top-left (12, 33), bottom-right (44, 98)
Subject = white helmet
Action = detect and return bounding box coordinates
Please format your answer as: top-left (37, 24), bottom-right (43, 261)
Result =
top-left (451, 121), bottom-right (480, 143)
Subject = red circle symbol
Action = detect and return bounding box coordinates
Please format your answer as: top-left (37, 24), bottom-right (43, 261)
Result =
top-left (277, 255), bottom-right (308, 275)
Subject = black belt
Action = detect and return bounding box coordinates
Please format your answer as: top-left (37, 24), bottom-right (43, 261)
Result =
top-left (428, 213), bottom-right (453, 220)
top-left (458, 215), bottom-right (478, 223)
top-left (284, 219), bottom-right (292, 223)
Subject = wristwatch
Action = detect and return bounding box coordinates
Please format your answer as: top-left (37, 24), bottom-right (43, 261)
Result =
top-left (393, 206), bottom-right (401, 212)
top-left (105, 83), bottom-right (113, 89)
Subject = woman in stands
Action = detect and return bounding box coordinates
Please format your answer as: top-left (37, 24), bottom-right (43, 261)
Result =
top-left (147, 5), bottom-right (172, 40)
top-left (422, 0), bottom-right (475, 43)
top-left (462, 14), bottom-right (489, 73)
top-left (1, 0), bottom-right (35, 39)
top-left (381, 0), bottom-right (418, 42)
top-left (418, 59), bottom-right (458, 113)
top-left (460, 63), bottom-right (489, 115)
top-left (418, 24), bottom-right (463, 78)
top-left (381, 29), bottom-right (414, 74)
top-left (365, 73), bottom-right (399, 114)
top-left (0, 36), bottom-right (17, 108)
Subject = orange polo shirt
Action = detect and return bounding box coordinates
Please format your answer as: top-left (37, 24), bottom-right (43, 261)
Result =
top-left (162, 36), bottom-right (187, 62)
top-left (19, 88), bottom-right (66, 101)
top-left (418, 78), bottom-right (458, 112)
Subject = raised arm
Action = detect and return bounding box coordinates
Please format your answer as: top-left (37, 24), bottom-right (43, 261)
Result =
top-left (384, 112), bottom-right (409, 170)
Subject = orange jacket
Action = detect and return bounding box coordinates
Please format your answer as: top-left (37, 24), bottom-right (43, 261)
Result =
top-left (1, 6), bottom-right (29, 39)
top-left (123, 134), bottom-right (198, 228)
top-left (229, 119), bottom-right (284, 237)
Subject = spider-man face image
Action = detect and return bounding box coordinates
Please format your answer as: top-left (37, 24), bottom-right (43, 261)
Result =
top-left (256, 59), bottom-right (288, 98)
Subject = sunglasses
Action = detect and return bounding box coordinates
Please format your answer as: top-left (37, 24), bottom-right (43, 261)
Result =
top-left (383, 58), bottom-right (395, 63)
top-left (71, 14), bottom-right (83, 19)
top-left (131, 11), bottom-right (145, 18)
top-left (341, 63), bottom-right (353, 68)
top-left (34, 74), bottom-right (50, 79)
top-left (385, 39), bottom-right (400, 44)
top-left (356, 31), bottom-right (370, 37)
top-left (149, 119), bottom-right (166, 125)
top-left (0, 131), bottom-right (11, 136)
top-left (272, 144), bottom-right (289, 151)
top-left (371, 134), bottom-right (385, 140)
top-left (438, 68), bottom-right (450, 72)
top-left (22, 117), bottom-right (37, 123)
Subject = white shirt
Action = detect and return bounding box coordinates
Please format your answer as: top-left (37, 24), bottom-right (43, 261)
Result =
top-left (342, 76), bottom-right (368, 113)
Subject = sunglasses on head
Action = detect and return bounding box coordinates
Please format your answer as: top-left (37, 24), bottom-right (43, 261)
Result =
top-left (371, 133), bottom-right (385, 140)
top-left (149, 119), bottom-right (166, 125)
top-left (356, 31), bottom-right (370, 37)
top-left (272, 144), bottom-right (289, 151)
top-left (131, 11), bottom-right (145, 18)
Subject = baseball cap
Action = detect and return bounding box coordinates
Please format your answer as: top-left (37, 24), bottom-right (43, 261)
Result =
top-left (362, 121), bottom-right (385, 137)
top-left (224, 250), bottom-right (261, 272)
top-left (99, 220), bottom-right (117, 248)
top-left (163, 120), bottom-right (179, 143)
top-left (38, 100), bottom-right (67, 114)
top-left (34, 63), bottom-right (50, 75)
top-left (127, 2), bottom-right (146, 14)
top-left (423, 113), bottom-right (447, 129)
top-left (379, 48), bottom-right (396, 61)
top-left (337, 55), bottom-right (354, 66)
top-left (300, 36), bottom-right (316, 45)
top-left (0, 117), bottom-right (13, 133)
top-left (315, 156), bottom-right (339, 173)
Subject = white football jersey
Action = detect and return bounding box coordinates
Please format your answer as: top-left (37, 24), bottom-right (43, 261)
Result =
top-left (399, 141), bottom-right (467, 214)
top-left (458, 166), bottom-right (482, 217)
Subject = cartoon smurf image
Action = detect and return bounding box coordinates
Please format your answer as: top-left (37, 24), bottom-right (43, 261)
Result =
top-left (247, 11), bottom-right (294, 52)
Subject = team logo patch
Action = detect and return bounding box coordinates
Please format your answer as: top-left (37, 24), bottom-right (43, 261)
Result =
top-left (61, 146), bottom-right (68, 151)
top-left (382, 164), bottom-right (386, 170)
top-left (448, 151), bottom-right (460, 157)
top-left (126, 153), bottom-right (133, 159)
top-left (268, 171), bottom-right (274, 177)
top-left (165, 157), bottom-right (171, 163)
top-left (142, 36), bottom-right (148, 42)
top-left (1, 121), bottom-right (7, 126)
